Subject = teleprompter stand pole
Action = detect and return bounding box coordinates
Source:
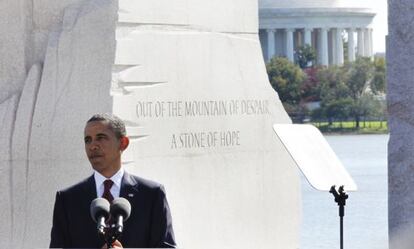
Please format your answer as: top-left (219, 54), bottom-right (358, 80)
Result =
top-left (330, 185), bottom-right (348, 249)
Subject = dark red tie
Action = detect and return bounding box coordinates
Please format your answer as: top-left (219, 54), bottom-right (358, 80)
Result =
top-left (102, 179), bottom-right (114, 203)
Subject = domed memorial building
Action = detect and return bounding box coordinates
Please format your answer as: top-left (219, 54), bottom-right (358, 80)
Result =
top-left (259, 0), bottom-right (375, 65)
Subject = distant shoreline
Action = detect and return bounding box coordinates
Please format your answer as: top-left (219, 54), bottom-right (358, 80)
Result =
top-left (310, 121), bottom-right (388, 135)
top-left (322, 131), bottom-right (389, 135)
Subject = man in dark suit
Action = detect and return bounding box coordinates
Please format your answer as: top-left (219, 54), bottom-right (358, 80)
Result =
top-left (50, 113), bottom-right (176, 248)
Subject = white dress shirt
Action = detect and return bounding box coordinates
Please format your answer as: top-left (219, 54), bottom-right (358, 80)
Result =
top-left (94, 167), bottom-right (124, 198)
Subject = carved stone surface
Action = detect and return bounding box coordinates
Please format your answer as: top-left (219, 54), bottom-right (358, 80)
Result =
top-left (0, 0), bottom-right (115, 247)
top-left (388, 1), bottom-right (414, 248)
top-left (0, 0), bottom-right (300, 248)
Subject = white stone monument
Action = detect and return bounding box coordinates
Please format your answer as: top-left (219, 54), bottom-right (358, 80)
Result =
top-left (0, 0), bottom-right (300, 248)
top-left (258, 0), bottom-right (375, 65)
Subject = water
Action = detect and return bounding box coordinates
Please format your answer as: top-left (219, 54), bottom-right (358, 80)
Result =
top-left (301, 134), bottom-right (389, 249)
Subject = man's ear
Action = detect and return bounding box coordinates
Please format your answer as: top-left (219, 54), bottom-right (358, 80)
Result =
top-left (120, 136), bottom-right (129, 151)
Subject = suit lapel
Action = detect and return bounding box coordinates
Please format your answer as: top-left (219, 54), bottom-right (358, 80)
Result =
top-left (119, 172), bottom-right (141, 245)
top-left (83, 174), bottom-right (98, 200)
top-left (79, 175), bottom-right (102, 247)
top-left (120, 171), bottom-right (139, 199)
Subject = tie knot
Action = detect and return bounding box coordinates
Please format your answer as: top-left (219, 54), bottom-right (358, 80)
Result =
top-left (104, 179), bottom-right (114, 191)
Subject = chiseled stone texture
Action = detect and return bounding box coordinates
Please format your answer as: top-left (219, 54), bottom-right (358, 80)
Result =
top-left (118, 0), bottom-right (257, 33)
top-left (1, 0), bottom-right (300, 248)
top-left (388, 0), bottom-right (414, 248)
top-left (0, 0), bottom-right (115, 248)
top-left (112, 1), bottom-right (300, 248)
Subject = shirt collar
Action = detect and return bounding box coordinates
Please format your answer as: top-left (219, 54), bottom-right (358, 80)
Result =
top-left (93, 167), bottom-right (124, 190)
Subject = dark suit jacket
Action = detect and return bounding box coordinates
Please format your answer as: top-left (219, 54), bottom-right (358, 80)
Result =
top-left (50, 172), bottom-right (176, 248)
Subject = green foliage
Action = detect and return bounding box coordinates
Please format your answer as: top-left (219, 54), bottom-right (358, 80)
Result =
top-left (317, 66), bottom-right (351, 124)
top-left (371, 57), bottom-right (386, 94)
top-left (265, 54), bottom-right (387, 130)
top-left (312, 57), bottom-right (386, 128)
top-left (302, 67), bottom-right (322, 102)
top-left (314, 121), bottom-right (388, 134)
top-left (296, 45), bottom-right (317, 69)
top-left (318, 66), bottom-right (349, 101)
top-left (324, 98), bottom-right (353, 121)
top-left (344, 57), bottom-right (373, 99)
top-left (349, 94), bottom-right (383, 127)
top-left (266, 56), bottom-right (305, 105)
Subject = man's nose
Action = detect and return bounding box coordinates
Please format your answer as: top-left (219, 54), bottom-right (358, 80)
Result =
top-left (89, 141), bottom-right (100, 150)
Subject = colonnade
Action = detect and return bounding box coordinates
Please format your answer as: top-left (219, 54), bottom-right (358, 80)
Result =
top-left (261, 27), bottom-right (373, 65)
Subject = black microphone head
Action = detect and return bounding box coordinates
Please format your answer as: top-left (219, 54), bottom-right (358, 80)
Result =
top-left (111, 197), bottom-right (131, 221)
top-left (90, 198), bottom-right (110, 223)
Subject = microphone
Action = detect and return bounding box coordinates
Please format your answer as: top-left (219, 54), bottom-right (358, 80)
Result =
top-left (110, 198), bottom-right (131, 235)
top-left (90, 198), bottom-right (110, 234)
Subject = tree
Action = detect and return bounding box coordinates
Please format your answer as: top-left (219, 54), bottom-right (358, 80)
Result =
top-left (371, 57), bottom-right (386, 94)
top-left (316, 66), bottom-right (350, 125)
top-left (343, 57), bottom-right (374, 128)
top-left (344, 57), bottom-right (373, 98)
top-left (318, 66), bottom-right (349, 102)
top-left (266, 56), bottom-right (305, 106)
top-left (302, 67), bottom-right (322, 102)
top-left (311, 107), bottom-right (325, 124)
top-left (324, 98), bottom-right (353, 126)
top-left (296, 45), bottom-right (317, 69)
top-left (267, 55), bottom-right (387, 127)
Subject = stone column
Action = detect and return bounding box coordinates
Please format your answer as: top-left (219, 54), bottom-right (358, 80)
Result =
top-left (266, 29), bottom-right (276, 61)
top-left (304, 28), bottom-right (313, 66)
top-left (330, 29), bottom-right (337, 64)
top-left (357, 28), bottom-right (365, 57)
top-left (320, 28), bottom-right (329, 66)
top-left (286, 28), bottom-right (294, 62)
top-left (368, 28), bottom-right (373, 57)
top-left (347, 28), bottom-right (356, 62)
top-left (364, 28), bottom-right (371, 57)
top-left (317, 29), bottom-right (322, 64)
top-left (296, 30), bottom-right (302, 48)
top-left (304, 28), bottom-right (312, 46)
top-left (336, 28), bottom-right (344, 65)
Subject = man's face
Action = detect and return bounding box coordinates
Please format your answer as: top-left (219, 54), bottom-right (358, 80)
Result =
top-left (84, 121), bottom-right (124, 177)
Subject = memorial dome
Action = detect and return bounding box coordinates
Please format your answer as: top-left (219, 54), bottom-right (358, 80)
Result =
top-left (258, 0), bottom-right (375, 66)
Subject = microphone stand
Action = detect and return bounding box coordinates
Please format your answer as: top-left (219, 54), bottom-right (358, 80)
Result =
top-left (102, 224), bottom-right (121, 249)
top-left (330, 185), bottom-right (348, 249)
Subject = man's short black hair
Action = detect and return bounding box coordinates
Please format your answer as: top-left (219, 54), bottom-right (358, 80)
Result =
top-left (87, 113), bottom-right (127, 139)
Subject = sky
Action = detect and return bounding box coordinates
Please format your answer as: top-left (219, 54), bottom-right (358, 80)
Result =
top-left (368, 0), bottom-right (388, 53)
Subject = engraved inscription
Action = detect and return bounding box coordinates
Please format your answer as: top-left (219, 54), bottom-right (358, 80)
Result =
top-left (135, 99), bottom-right (270, 118)
top-left (135, 99), bottom-right (269, 149)
top-left (170, 131), bottom-right (241, 149)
